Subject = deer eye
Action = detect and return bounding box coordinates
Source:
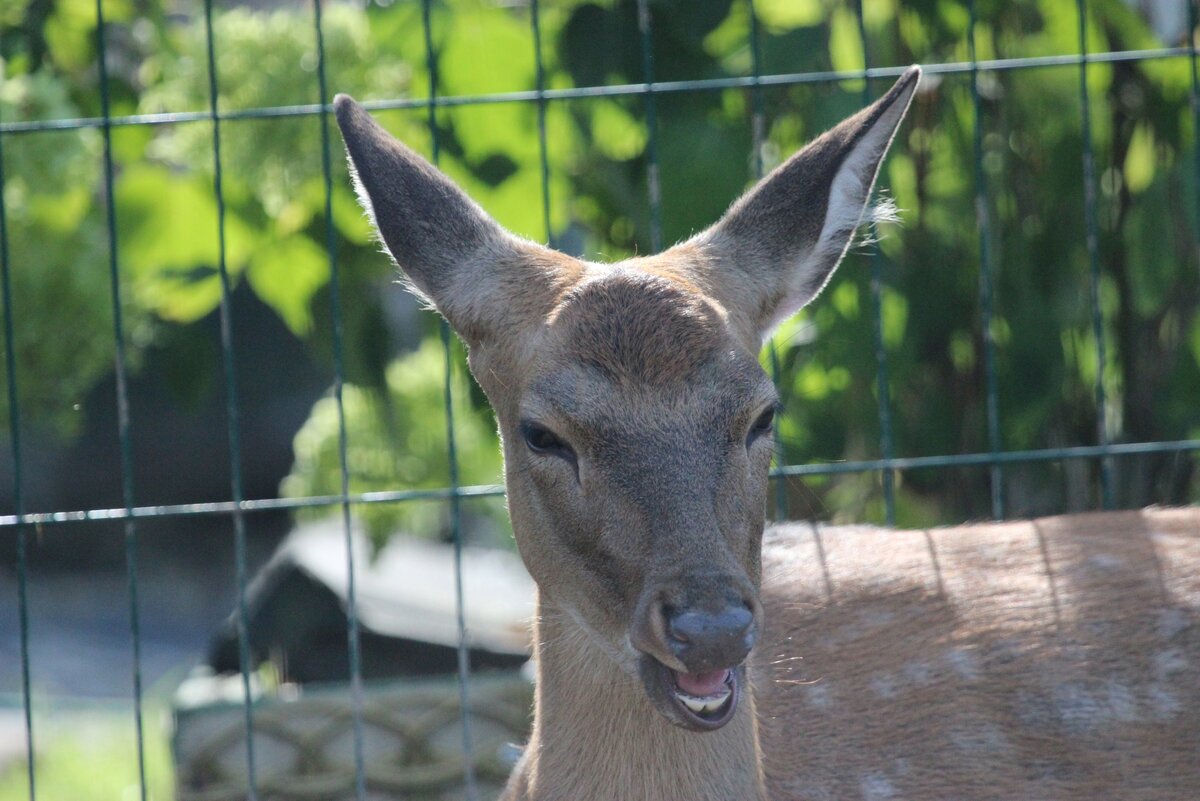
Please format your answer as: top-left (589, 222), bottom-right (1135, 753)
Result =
top-left (746, 406), bottom-right (776, 446)
top-left (521, 420), bottom-right (576, 462)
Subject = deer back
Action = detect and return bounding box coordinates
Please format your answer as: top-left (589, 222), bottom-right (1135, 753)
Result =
top-left (756, 507), bottom-right (1200, 801)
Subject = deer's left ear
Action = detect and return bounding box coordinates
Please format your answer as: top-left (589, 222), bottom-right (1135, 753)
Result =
top-left (682, 66), bottom-right (920, 344)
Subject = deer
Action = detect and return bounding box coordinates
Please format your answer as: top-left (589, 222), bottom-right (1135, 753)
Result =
top-left (333, 66), bottom-right (1200, 801)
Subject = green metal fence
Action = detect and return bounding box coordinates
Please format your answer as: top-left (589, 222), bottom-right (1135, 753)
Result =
top-left (2, 1), bottom-right (1199, 800)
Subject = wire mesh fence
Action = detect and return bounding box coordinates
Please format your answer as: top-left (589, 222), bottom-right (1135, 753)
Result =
top-left (2, 0), bottom-right (1199, 799)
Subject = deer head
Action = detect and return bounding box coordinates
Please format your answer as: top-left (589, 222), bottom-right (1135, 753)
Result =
top-left (335, 67), bottom-right (919, 734)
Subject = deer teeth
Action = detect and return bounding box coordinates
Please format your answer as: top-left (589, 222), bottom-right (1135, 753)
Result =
top-left (676, 689), bottom-right (731, 715)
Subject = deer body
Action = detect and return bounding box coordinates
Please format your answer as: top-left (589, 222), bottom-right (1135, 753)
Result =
top-left (333, 67), bottom-right (1200, 800)
top-left (499, 508), bottom-right (1200, 801)
top-left (757, 508), bottom-right (1200, 801)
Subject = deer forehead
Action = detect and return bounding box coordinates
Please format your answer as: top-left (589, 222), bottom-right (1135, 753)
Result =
top-left (548, 268), bottom-right (729, 380)
top-left (519, 269), bottom-right (774, 430)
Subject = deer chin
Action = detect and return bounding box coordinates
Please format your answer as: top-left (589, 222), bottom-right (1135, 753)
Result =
top-left (637, 654), bottom-right (742, 732)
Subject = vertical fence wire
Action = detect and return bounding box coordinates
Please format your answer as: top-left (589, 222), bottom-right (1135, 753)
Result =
top-left (766, 345), bottom-right (788, 519)
top-left (0, 76), bottom-right (36, 801)
top-left (748, 0), bottom-right (767, 183)
top-left (530, 0), bottom-right (554, 245)
top-left (420, 3), bottom-right (479, 797)
top-left (968, 0), bottom-right (1006, 519)
top-left (1188, 0), bottom-right (1200, 501)
top-left (200, 3), bottom-right (259, 797)
top-left (93, 3), bottom-right (149, 798)
top-left (1075, 0), bottom-right (1115, 509)
top-left (747, 0), bottom-right (789, 521)
top-left (312, 2), bottom-right (367, 798)
top-left (856, 0), bottom-right (897, 526)
top-left (1189, 0), bottom-right (1200, 280)
top-left (635, 0), bottom-right (664, 253)
top-left (422, 0), bottom-right (441, 165)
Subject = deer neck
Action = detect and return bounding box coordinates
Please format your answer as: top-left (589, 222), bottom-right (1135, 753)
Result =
top-left (504, 591), bottom-right (767, 801)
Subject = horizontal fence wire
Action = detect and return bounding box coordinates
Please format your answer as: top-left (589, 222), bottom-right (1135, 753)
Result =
top-left (1, 440), bottom-right (1196, 529)
top-left (1, 49), bottom-right (1194, 135)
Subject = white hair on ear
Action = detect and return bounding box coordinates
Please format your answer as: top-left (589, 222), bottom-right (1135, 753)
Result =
top-left (867, 193), bottom-right (901, 228)
top-left (758, 94), bottom-right (912, 340)
top-left (852, 193), bottom-right (902, 251)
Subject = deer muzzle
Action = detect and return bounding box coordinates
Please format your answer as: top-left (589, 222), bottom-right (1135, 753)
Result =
top-left (666, 604), bottom-right (757, 670)
top-left (630, 577), bottom-right (760, 732)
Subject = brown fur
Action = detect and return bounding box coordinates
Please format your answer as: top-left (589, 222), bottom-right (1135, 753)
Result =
top-left (550, 270), bottom-right (727, 386)
top-left (334, 66), bottom-right (1199, 800)
top-left (758, 509), bottom-right (1200, 800)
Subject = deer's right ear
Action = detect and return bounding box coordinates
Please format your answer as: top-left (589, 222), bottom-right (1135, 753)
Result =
top-left (334, 95), bottom-right (571, 346)
top-left (683, 67), bottom-right (920, 346)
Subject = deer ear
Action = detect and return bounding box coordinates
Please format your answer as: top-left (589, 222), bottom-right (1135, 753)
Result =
top-left (687, 66), bottom-right (920, 344)
top-left (334, 95), bottom-right (571, 346)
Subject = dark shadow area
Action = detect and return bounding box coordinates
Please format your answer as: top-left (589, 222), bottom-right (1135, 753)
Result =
top-left (0, 283), bottom-right (330, 569)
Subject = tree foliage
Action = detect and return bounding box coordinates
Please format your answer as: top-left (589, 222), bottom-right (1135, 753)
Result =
top-left (2, 0), bottom-right (1196, 535)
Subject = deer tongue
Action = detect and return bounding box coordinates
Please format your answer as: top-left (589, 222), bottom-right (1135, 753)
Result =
top-left (674, 668), bottom-right (731, 697)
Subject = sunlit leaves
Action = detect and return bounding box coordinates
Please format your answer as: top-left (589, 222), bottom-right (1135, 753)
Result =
top-left (0, 69), bottom-right (150, 435)
top-left (589, 99), bottom-right (647, 162)
top-left (246, 235), bottom-right (327, 336)
top-left (282, 337), bottom-right (505, 548)
top-left (757, 0), bottom-right (825, 32)
top-left (880, 288), bottom-right (908, 350)
top-left (115, 164), bottom-right (255, 324)
top-left (1123, 121), bottom-right (1156, 194)
top-left (4, 0), bottom-right (1197, 513)
top-left (827, 6), bottom-right (864, 87)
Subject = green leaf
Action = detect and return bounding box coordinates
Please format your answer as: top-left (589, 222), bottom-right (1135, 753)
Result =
top-left (148, 271), bottom-right (225, 324)
top-left (831, 281), bottom-right (860, 320)
top-left (28, 186), bottom-right (92, 232)
top-left (116, 165), bottom-right (218, 279)
top-left (0, 0), bottom-right (26, 27)
top-left (331, 184), bottom-right (375, 245)
top-left (881, 288), bottom-right (908, 350)
top-left (439, 2), bottom-right (534, 96)
top-left (949, 330), bottom-right (975, 373)
top-left (44, 0), bottom-right (94, 72)
top-left (116, 165), bottom-right (263, 323)
top-left (829, 6), bottom-right (865, 89)
top-left (797, 361), bottom-right (832, 401)
top-left (246, 235), bottom-right (329, 335)
top-left (590, 100), bottom-right (648, 162)
top-left (283, 338), bottom-right (506, 547)
top-left (757, 0), bottom-right (824, 31)
top-left (1123, 122), bottom-right (1156, 195)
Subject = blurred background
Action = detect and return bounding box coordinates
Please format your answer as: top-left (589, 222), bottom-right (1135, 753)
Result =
top-left (0, 0), bottom-right (1198, 798)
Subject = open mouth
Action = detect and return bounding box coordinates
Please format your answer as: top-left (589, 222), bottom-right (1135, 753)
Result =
top-left (638, 655), bottom-right (741, 731)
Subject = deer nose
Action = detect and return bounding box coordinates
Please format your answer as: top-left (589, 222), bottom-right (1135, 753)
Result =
top-left (665, 603), bottom-right (756, 671)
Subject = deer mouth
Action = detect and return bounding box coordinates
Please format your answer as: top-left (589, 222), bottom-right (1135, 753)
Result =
top-left (638, 655), bottom-right (741, 732)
